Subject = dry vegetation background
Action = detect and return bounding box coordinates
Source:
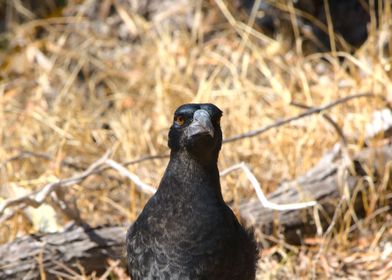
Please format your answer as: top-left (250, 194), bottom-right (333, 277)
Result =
top-left (0, 0), bottom-right (392, 279)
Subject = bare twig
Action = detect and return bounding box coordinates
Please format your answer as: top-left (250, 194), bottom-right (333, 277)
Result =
top-left (2, 94), bottom-right (375, 172)
top-left (223, 93), bottom-right (374, 143)
top-left (290, 101), bottom-right (348, 145)
top-left (122, 154), bottom-right (170, 167)
top-left (0, 151), bottom-right (159, 223)
top-left (70, 93), bottom-right (373, 167)
top-left (0, 151), bottom-right (112, 216)
top-left (0, 204), bottom-right (27, 225)
top-left (1, 153), bottom-right (317, 224)
top-left (220, 162), bottom-right (317, 210)
top-left (104, 159), bottom-right (156, 195)
top-left (0, 93), bottom-right (378, 221)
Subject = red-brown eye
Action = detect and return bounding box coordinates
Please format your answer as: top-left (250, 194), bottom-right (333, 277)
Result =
top-left (174, 115), bottom-right (185, 126)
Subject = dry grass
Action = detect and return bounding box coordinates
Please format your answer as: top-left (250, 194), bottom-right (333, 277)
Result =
top-left (0, 0), bottom-right (391, 279)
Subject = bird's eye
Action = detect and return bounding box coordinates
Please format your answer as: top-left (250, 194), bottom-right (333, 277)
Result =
top-left (174, 115), bottom-right (185, 126)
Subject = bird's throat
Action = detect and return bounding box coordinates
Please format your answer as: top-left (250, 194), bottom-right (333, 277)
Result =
top-left (159, 150), bottom-right (223, 202)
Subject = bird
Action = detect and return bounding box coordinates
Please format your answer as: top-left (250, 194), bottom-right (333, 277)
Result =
top-left (126, 103), bottom-right (258, 280)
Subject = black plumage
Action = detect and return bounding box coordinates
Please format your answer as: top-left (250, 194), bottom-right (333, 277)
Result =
top-left (126, 103), bottom-right (258, 280)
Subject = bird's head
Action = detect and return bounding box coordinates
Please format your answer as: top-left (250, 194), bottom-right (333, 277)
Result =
top-left (168, 103), bottom-right (223, 164)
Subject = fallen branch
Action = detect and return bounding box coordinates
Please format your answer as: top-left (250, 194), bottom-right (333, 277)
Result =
top-left (239, 143), bottom-right (392, 244)
top-left (0, 223), bottom-right (126, 280)
top-left (1, 143), bottom-right (391, 279)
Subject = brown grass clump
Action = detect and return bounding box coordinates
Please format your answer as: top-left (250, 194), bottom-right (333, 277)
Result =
top-left (0, 0), bottom-right (391, 279)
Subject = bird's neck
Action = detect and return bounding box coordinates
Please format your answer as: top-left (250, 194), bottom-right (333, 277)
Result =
top-left (158, 150), bottom-right (223, 202)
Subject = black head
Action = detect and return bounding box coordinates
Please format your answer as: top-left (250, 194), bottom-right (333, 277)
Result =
top-left (168, 103), bottom-right (223, 164)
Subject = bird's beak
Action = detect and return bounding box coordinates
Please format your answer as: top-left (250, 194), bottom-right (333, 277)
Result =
top-left (186, 109), bottom-right (214, 138)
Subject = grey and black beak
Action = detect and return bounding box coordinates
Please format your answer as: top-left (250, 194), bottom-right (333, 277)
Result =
top-left (186, 109), bottom-right (214, 139)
